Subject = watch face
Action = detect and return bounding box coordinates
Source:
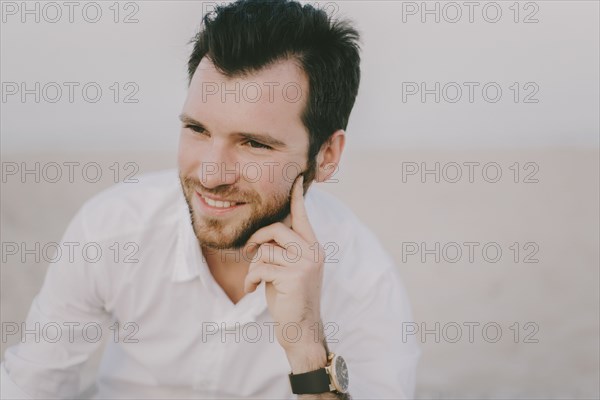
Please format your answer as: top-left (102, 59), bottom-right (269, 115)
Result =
top-left (332, 355), bottom-right (349, 392)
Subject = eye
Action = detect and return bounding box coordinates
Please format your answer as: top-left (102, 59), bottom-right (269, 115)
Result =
top-left (243, 140), bottom-right (272, 150)
top-left (185, 124), bottom-right (208, 135)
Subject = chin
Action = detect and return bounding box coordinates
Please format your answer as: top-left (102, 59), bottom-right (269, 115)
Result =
top-left (193, 223), bottom-right (250, 250)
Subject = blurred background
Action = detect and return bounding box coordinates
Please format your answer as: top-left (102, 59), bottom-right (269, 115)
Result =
top-left (1, 1), bottom-right (599, 398)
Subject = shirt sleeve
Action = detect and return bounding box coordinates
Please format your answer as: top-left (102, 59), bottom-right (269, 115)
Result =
top-left (324, 230), bottom-right (421, 399)
top-left (1, 204), bottom-right (112, 399)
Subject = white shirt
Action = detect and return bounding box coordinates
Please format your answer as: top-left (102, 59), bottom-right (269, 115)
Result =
top-left (1, 169), bottom-right (420, 399)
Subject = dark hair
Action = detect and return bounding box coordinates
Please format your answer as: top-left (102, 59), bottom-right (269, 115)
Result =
top-left (187, 0), bottom-right (361, 164)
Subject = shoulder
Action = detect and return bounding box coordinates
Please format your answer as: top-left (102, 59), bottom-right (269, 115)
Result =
top-left (72, 168), bottom-right (183, 242)
top-left (308, 187), bottom-right (415, 359)
top-left (305, 186), bottom-right (402, 294)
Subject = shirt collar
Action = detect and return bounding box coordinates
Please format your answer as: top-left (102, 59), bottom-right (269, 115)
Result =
top-left (171, 190), bottom-right (204, 283)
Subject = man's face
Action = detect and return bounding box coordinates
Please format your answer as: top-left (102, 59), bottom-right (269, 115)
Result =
top-left (178, 57), bottom-right (312, 249)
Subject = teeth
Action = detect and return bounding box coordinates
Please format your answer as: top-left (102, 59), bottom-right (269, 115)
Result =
top-left (203, 196), bottom-right (237, 208)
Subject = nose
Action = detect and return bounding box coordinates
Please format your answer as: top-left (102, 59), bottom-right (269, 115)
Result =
top-left (196, 141), bottom-right (240, 189)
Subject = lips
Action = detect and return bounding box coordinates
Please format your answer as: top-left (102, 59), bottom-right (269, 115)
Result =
top-left (196, 192), bottom-right (246, 210)
top-left (203, 196), bottom-right (237, 208)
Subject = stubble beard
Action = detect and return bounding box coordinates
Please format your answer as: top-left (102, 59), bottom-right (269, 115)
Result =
top-left (179, 174), bottom-right (291, 250)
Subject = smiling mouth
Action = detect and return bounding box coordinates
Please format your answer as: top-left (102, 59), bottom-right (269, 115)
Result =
top-left (196, 192), bottom-right (247, 209)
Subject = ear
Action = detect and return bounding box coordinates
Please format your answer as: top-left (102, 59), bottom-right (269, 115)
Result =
top-left (315, 130), bottom-right (345, 183)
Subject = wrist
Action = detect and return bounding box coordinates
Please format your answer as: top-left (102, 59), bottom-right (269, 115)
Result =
top-left (277, 319), bottom-right (325, 352)
top-left (286, 342), bottom-right (328, 374)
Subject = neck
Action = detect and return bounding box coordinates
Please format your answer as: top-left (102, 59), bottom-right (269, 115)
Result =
top-left (202, 245), bottom-right (251, 267)
top-left (201, 245), bottom-right (255, 304)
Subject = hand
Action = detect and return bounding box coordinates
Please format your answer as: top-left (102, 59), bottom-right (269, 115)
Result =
top-left (243, 175), bottom-right (326, 353)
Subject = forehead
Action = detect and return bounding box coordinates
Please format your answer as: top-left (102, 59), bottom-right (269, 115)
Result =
top-left (184, 57), bottom-right (309, 138)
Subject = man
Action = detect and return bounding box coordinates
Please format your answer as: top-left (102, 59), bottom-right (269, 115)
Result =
top-left (1, 0), bottom-right (419, 398)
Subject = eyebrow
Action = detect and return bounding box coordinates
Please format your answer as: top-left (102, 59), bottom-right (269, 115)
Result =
top-left (179, 113), bottom-right (287, 149)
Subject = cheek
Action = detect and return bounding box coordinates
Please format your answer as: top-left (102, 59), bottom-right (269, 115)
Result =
top-left (177, 134), bottom-right (199, 172)
top-left (249, 164), bottom-right (294, 198)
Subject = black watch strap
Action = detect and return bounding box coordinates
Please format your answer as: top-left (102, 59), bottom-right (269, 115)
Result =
top-left (289, 368), bottom-right (331, 394)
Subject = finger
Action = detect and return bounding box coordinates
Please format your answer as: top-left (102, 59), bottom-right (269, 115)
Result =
top-left (244, 262), bottom-right (284, 293)
top-left (245, 222), bottom-right (312, 259)
top-left (254, 243), bottom-right (306, 267)
top-left (290, 174), bottom-right (316, 242)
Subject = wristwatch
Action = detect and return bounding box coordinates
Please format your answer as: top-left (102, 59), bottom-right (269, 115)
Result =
top-left (288, 352), bottom-right (349, 394)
